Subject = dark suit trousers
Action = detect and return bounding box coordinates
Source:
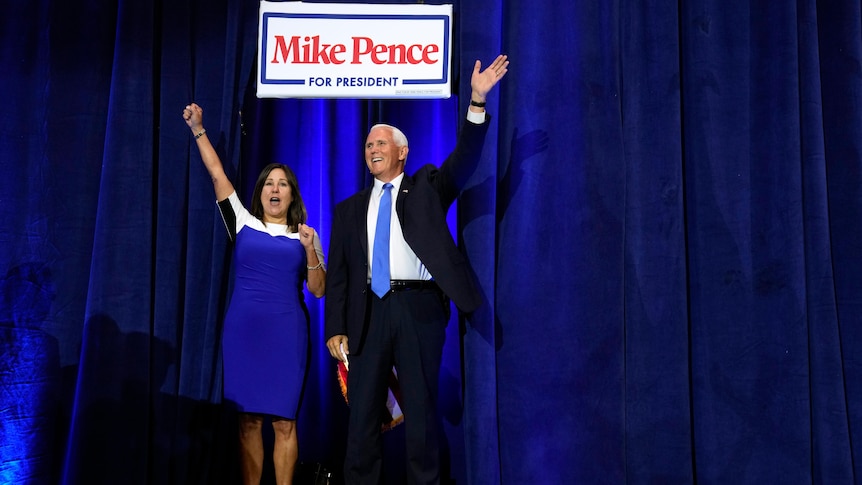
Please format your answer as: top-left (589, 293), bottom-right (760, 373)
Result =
top-left (344, 287), bottom-right (448, 485)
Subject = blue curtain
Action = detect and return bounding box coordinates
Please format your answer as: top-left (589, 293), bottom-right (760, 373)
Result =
top-left (2, 0), bottom-right (861, 484)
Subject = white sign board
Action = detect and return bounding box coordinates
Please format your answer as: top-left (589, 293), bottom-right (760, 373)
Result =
top-left (257, 1), bottom-right (453, 99)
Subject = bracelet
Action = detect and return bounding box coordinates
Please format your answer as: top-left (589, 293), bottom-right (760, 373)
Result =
top-left (307, 262), bottom-right (324, 270)
top-left (194, 129), bottom-right (206, 139)
top-left (469, 99), bottom-right (486, 108)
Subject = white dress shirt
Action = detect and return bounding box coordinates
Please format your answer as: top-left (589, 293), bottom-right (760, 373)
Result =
top-left (367, 172), bottom-right (431, 281)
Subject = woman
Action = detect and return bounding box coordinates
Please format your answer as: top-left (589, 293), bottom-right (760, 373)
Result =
top-left (183, 103), bottom-right (325, 485)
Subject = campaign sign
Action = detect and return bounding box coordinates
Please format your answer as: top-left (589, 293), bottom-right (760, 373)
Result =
top-left (257, 1), bottom-right (453, 98)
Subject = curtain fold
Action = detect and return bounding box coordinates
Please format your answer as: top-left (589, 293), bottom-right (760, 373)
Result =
top-left (814, 0), bottom-right (862, 482)
top-left (680, 2), bottom-right (812, 482)
top-left (3, 0), bottom-right (862, 483)
top-left (620, 0), bottom-right (692, 481)
top-left (799, 1), bottom-right (854, 473)
top-left (457, 1), bottom-right (504, 483)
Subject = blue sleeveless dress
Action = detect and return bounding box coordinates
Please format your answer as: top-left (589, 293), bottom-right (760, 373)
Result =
top-left (218, 192), bottom-right (322, 418)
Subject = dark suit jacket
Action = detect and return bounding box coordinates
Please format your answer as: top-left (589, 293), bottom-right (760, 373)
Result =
top-left (325, 115), bottom-right (490, 355)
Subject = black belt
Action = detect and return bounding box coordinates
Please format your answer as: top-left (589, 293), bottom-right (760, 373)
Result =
top-left (388, 279), bottom-right (440, 292)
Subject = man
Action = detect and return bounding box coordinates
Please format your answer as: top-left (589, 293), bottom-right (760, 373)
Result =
top-left (325, 54), bottom-right (509, 485)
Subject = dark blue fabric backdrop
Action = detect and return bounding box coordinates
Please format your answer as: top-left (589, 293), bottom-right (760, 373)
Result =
top-left (2, 0), bottom-right (861, 484)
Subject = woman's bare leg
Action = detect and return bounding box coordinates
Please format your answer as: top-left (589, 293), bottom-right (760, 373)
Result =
top-left (272, 418), bottom-right (298, 485)
top-left (238, 413), bottom-right (264, 485)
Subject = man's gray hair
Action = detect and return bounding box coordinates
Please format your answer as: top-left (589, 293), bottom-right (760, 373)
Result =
top-left (370, 123), bottom-right (409, 148)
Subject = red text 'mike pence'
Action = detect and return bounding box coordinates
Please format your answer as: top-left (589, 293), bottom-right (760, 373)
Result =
top-left (270, 35), bottom-right (441, 65)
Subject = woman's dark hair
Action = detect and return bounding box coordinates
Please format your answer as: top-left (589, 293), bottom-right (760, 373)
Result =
top-left (250, 163), bottom-right (307, 231)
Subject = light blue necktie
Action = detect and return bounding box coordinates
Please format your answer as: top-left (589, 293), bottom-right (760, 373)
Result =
top-left (371, 183), bottom-right (393, 298)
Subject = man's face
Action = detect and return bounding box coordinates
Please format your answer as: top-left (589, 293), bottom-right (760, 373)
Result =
top-left (365, 126), bottom-right (408, 182)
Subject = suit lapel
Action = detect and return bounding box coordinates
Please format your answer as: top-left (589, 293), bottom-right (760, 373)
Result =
top-left (358, 187), bottom-right (373, 258)
top-left (395, 174), bottom-right (414, 222)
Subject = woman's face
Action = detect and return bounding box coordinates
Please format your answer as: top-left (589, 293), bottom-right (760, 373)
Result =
top-left (259, 168), bottom-right (293, 224)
